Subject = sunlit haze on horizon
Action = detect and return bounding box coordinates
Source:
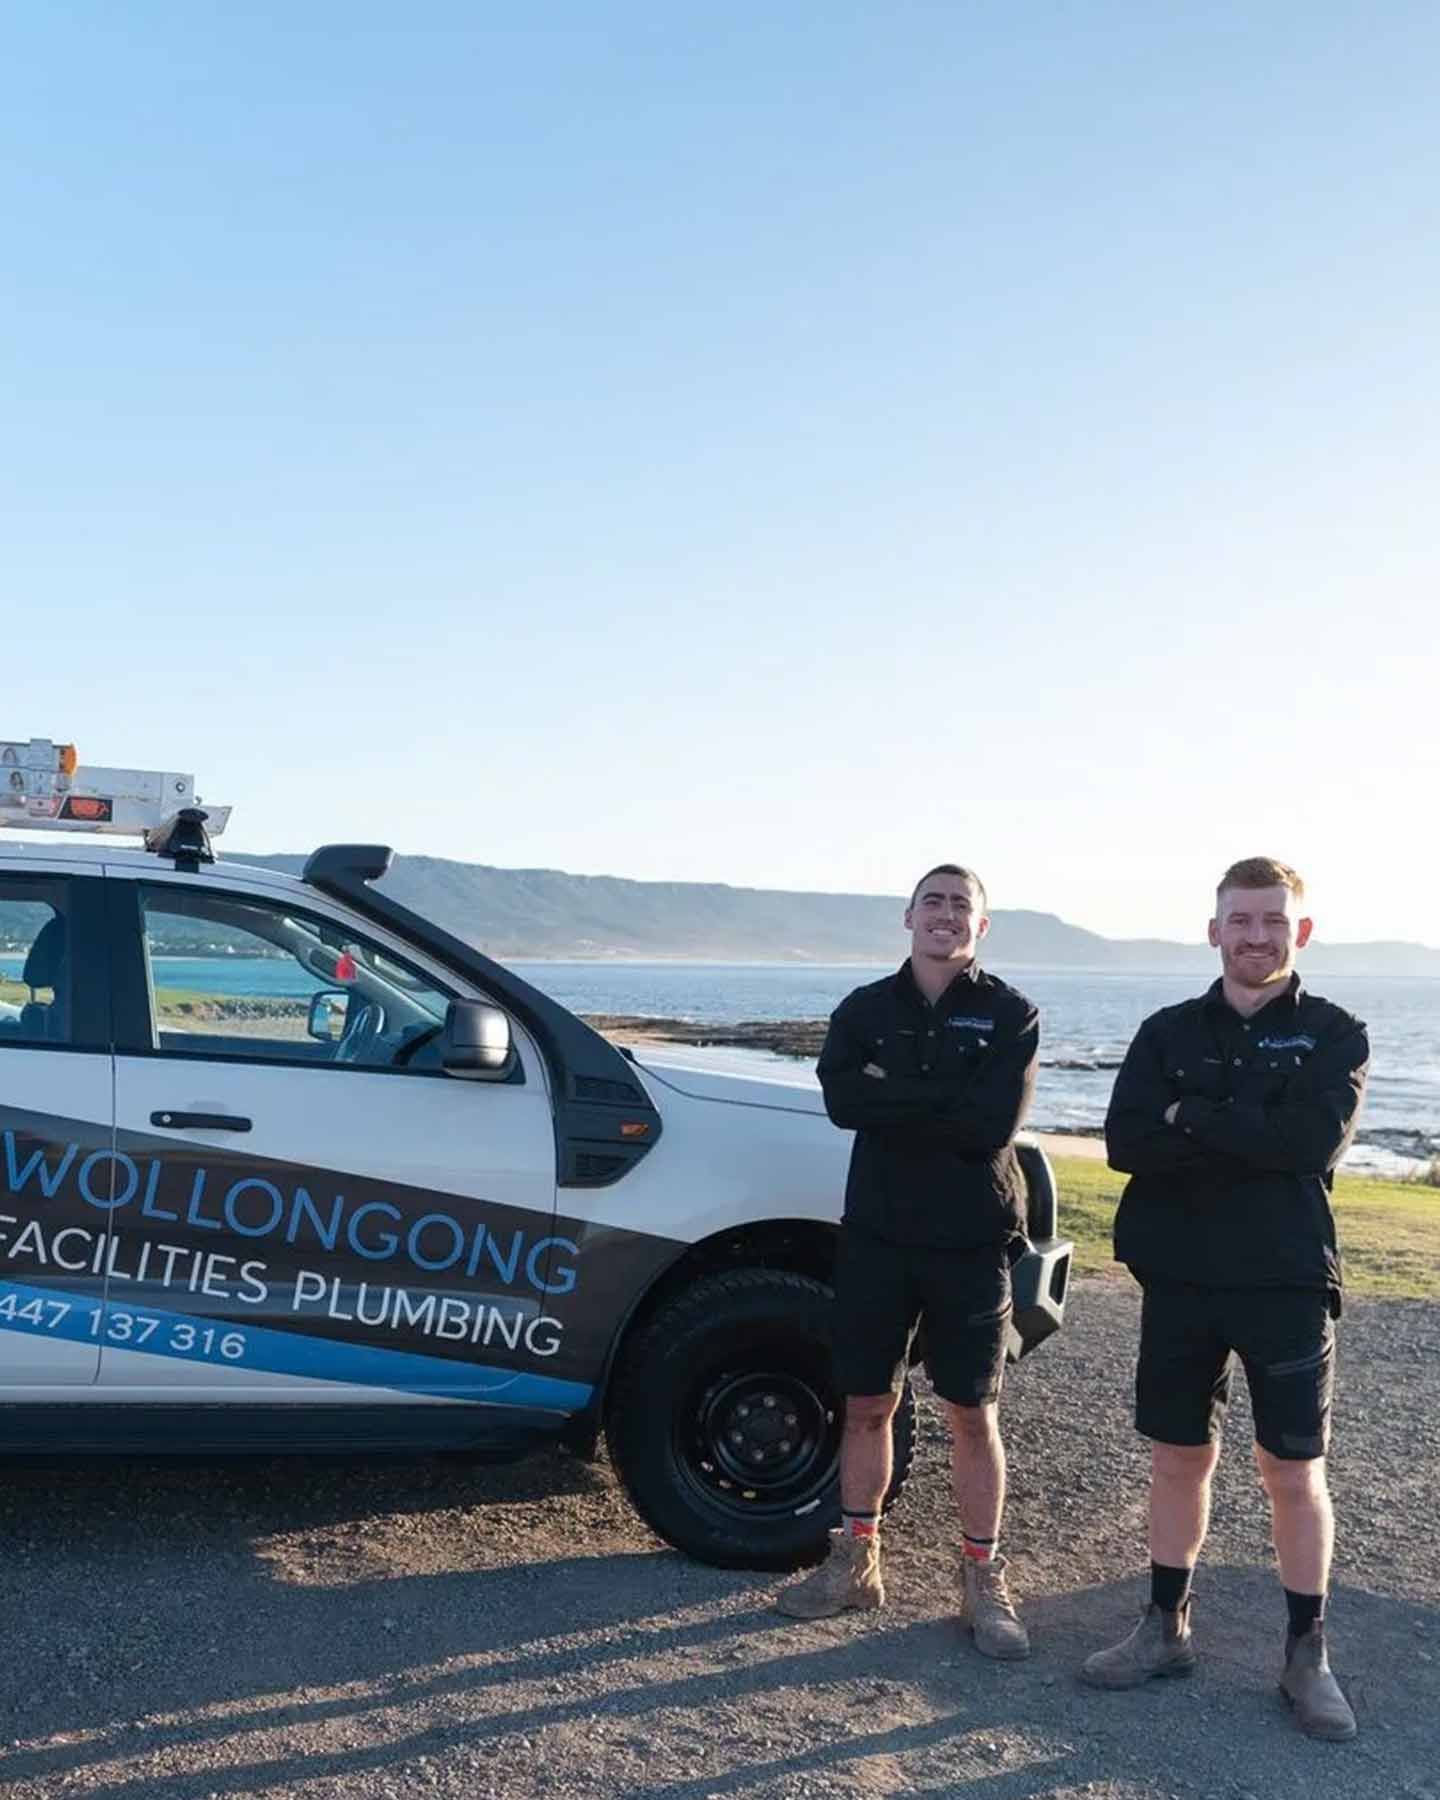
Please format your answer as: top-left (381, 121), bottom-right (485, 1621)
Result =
top-left (5, 4), bottom-right (1435, 945)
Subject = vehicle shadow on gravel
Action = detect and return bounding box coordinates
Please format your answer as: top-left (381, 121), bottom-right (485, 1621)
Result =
top-left (3, 1520), bottom-right (1436, 1800)
top-left (0, 1442), bottom-right (608, 1542)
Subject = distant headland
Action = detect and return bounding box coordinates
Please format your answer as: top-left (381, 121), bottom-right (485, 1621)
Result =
top-left (226, 853), bottom-right (1440, 978)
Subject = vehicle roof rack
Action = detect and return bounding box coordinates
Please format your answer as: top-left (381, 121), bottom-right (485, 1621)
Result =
top-left (146, 807), bottom-right (218, 872)
top-left (0, 738), bottom-right (231, 866)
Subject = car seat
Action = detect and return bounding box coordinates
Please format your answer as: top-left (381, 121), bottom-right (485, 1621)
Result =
top-left (18, 915), bottom-right (68, 1041)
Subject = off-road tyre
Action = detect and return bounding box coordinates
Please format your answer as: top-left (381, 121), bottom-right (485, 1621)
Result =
top-left (605, 1267), bottom-right (916, 1570)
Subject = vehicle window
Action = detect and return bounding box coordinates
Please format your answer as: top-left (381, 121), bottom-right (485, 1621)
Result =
top-left (0, 879), bottom-right (79, 1048)
top-left (138, 885), bottom-right (457, 1074)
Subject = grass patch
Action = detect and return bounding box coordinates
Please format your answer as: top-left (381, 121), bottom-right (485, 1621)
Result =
top-left (152, 985), bottom-right (233, 1019)
top-left (1048, 1156), bottom-right (1129, 1278)
top-left (0, 983), bottom-right (267, 1022)
top-left (1050, 1154), bottom-right (1440, 1302)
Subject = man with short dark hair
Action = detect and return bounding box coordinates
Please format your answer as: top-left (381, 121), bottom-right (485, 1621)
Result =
top-left (774, 864), bottom-right (1039, 1658)
top-left (1082, 857), bottom-right (1369, 1740)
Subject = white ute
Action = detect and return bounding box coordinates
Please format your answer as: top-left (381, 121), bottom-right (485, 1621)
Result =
top-left (0, 737), bottom-right (1071, 1566)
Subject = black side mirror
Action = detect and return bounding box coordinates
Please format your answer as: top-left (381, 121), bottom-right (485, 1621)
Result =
top-left (441, 1000), bottom-right (515, 1081)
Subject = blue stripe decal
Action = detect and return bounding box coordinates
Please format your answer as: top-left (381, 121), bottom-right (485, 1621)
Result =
top-left (0, 1280), bottom-right (593, 1410)
top-left (0, 1282), bottom-right (103, 1350)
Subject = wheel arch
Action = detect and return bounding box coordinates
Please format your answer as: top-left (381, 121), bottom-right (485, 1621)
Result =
top-left (560, 1216), bottom-right (840, 1455)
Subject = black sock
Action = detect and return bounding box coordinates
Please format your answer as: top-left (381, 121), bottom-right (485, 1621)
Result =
top-left (1150, 1562), bottom-right (1194, 1613)
top-left (1285, 1589), bottom-right (1324, 1637)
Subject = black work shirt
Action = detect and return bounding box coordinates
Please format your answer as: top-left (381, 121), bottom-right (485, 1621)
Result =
top-left (1106, 975), bottom-right (1370, 1292)
top-left (817, 960), bottom-right (1039, 1251)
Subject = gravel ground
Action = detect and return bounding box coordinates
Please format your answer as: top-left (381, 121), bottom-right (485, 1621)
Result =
top-left (2, 1276), bottom-right (1436, 1800)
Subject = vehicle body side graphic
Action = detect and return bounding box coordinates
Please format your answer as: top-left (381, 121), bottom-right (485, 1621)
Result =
top-left (0, 1106), bottom-right (680, 1402)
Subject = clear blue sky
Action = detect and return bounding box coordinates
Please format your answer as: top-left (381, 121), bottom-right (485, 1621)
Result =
top-left (4, 2), bottom-right (1435, 944)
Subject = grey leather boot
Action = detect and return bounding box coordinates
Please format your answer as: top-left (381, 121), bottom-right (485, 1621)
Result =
top-left (1279, 1624), bottom-right (1357, 1740)
top-left (1080, 1601), bottom-right (1197, 1688)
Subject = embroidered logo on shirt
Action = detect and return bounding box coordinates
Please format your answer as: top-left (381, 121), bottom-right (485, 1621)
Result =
top-left (1256, 1034), bottom-right (1316, 1052)
top-left (945, 1016), bottom-right (995, 1031)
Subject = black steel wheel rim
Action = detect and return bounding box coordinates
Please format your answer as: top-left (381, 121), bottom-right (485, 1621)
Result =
top-left (675, 1350), bottom-right (840, 1518)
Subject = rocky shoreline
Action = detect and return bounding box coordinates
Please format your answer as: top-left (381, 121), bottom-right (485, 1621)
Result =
top-left (581, 1013), bottom-right (1124, 1071)
top-left (582, 1013), bottom-right (830, 1056)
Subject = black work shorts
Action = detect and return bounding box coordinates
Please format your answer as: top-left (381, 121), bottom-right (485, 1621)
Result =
top-left (832, 1229), bottom-right (1011, 1408)
top-left (1135, 1281), bottom-right (1337, 1461)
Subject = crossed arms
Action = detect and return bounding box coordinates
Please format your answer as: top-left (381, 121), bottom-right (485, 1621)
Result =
top-left (818, 1002), bottom-right (1039, 1153)
top-left (1105, 1015), bottom-right (1370, 1178)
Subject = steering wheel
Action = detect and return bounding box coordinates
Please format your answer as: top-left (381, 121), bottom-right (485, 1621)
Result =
top-left (333, 996), bottom-right (385, 1065)
top-left (392, 1021), bottom-right (443, 1068)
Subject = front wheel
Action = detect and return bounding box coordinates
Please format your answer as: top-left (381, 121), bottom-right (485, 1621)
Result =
top-left (605, 1267), bottom-right (916, 1570)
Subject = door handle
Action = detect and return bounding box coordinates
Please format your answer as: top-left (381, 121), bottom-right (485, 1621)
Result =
top-left (150, 1111), bottom-right (253, 1132)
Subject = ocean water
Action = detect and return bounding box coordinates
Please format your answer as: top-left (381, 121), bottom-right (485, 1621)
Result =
top-left (504, 961), bottom-right (1437, 1164)
top-left (5, 953), bottom-right (1434, 1167)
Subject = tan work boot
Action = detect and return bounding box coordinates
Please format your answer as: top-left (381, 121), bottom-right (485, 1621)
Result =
top-left (1080, 1601), bottom-right (1197, 1688)
top-left (774, 1531), bottom-right (884, 1619)
top-left (1280, 1625), bottom-right (1357, 1740)
top-left (961, 1553), bottom-right (1030, 1660)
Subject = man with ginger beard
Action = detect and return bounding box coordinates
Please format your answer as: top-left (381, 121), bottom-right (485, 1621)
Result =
top-left (1082, 857), bottom-right (1369, 1741)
